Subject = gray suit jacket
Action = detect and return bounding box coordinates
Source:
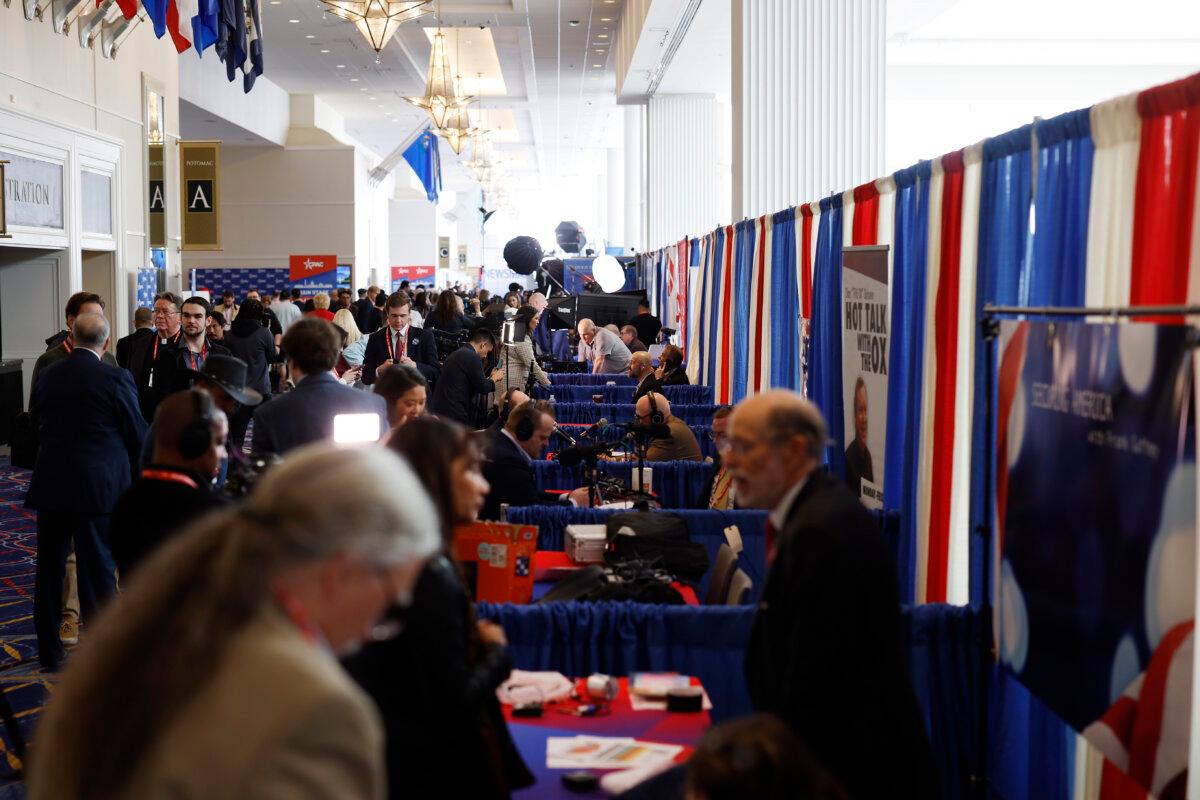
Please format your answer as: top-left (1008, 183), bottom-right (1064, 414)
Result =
top-left (101, 609), bottom-right (384, 800)
top-left (251, 372), bottom-right (388, 455)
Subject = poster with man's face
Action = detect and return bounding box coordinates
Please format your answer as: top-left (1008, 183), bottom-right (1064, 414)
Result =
top-left (841, 246), bottom-right (889, 508)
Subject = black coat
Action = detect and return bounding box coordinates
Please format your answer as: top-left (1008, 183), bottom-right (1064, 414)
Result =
top-left (353, 297), bottom-right (381, 334)
top-left (479, 429), bottom-right (561, 521)
top-left (250, 372), bottom-right (388, 456)
top-left (632, 373), bottom-right (662, 402)
top-left (660, 367), bottom-right (690, 386)
top-left (745, 472), bottom-right (939, 799)
top-left (628, 312), bottom-right (662, 346)
top-left (128, 330), bottom-right (183, 422)
top-left (345, 556), bottom-right (533, 800)
top-left (222, 323), bottom-right (276, 398)
top-left (109, 466), bottom-right (228, 578)
top-left (428, 346), bottom-right (494, 427)
top-left (115, 327), bottom-right (154, 370)
top-left (360, 325), bottom-right (440, 386)
top-left (153, 338), bottom-right (233, 396)
top-left (25, 349), bottom-right (147, 514)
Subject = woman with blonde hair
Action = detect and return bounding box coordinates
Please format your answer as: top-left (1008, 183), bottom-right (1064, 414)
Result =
top-left (28, 445), bottom-right (440, 800)
top-left (308, 292), bottom-right (336, 322)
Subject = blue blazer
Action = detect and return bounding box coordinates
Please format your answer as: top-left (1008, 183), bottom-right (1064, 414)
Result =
top-left (250, 372), bottom-right (388, 456)
top-left (25, 349), bottom-right (148, 514)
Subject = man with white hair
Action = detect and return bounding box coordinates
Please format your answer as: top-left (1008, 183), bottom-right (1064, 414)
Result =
top-left (576, 318), bottom-right (631, 375)
top-left (25, 312), bottom-right (147, 671)
top-left (725, 390), bottom-right (937, 799)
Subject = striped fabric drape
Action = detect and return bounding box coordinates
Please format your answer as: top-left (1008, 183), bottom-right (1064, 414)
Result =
top-left (770, 207), bottom-right (801, 390)
top-left (810, 194), bottom-right (846, 475)
top-left (885, 161), bottom-right (931, 605)
top-left (747, 215), bottom-right (774, 395)
top-left (732, 219), bottom-right (753, 401)
top-left (1131, 73), bottom-right (1200, 311)
top-left (1030, 109), bottom-right (1093, 306)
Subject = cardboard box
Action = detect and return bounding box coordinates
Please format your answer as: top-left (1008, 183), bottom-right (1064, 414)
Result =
top-left (453, 522), bottom-right (538, 604)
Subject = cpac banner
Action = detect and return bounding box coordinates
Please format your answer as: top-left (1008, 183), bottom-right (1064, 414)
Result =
top-left (841, 246), bottom-right (889, 508)
top-left (997, 320), bottom-right (1196, 799)
top-left (391, 265), bottom-right (435, 291)
top-left (289, 255), bottom-right (349, 297)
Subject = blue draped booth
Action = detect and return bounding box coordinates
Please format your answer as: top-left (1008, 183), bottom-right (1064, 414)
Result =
top-left (552, 402), bottom-right (722, 426)
top-left (531, 460), bottom-right (714, 510)
top-left (547, 374), bottom-right (637, 386)
top-left (550, 423), bottom-right (719, 460)
top-left (532, 384), bottom-right (713, 405)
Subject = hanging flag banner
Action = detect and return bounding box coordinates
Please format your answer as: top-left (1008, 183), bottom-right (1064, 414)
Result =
top-left (391, 265), bottom-right (436, 291)
top-left (840, 245), bottom-right (889, 508)
top-left (289, 254), bottom-right (337, 283)
top-left (179, 141), bottom-right (220, 250)
top-left (149, 143), bottom-right (165, 248)
top-left (288, 255), bottom-right (349, 297)
top-left (997, 320), bottom-right (1196, 799)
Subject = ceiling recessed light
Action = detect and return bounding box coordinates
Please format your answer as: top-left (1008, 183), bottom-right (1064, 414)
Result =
top-left (600, 17), bottom-right (611, 22)
top-left (305, 34), bottom-right (314, 39)
top-left (320, 49), bottom-right (330, 53)
top-left (350, 78), bottom-right (359, 82)
top-left (336, 64), bottom-right (345, 68)
top-left (369, 96), bottom-right (376, 100)
top-left (568, 19), bottom-right (580, 26)
top-left (593, 64), bottom-right (602, 68)
top-left (596, 34), bottom-right (608, 38)
top-left (288, 18), bottom-right (299, 23)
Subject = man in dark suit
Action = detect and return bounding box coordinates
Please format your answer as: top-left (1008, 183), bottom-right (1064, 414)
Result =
top-left (429, 328), bottom-right (502, 427)
top-left (251, 318), bottom-right (387, 456)
top-left (25, 313), bottom-right (147, 670)
top-left (354, 285), bottom-right (383, 334)
top-left (361, 292), bottom-right (439, 385)
top-left (128, 291), bottom-right (184, 422)
top-left (627, 299), bottom-right (662, 346)
top-left (480, 402), bottom-right (577, 520)
top-left (628, 351), bottom-right (661, 402)
top-left (843, 376), bottom-right (874, 498)
top-left (111, 389), bottom-right (229, 578)
top-left (30, 292), bottom-right (120, 390)
top-left (726, 391), bottom-right (938, 799)
top-left (115, 306), bottom-right (154, 370)
top-left (154, 296), bottom-right (232, 395)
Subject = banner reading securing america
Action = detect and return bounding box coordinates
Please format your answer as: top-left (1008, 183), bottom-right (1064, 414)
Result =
top-left (997, 320), bottom-right (1196, 799)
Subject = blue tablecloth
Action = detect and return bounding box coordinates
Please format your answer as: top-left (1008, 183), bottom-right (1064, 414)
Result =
top-left (531, 460), bottom-right (714, 510)
top-left (548, 373), bottom-right (636, 386)
top-left (534, 384), bottom-right (713, 404)
top-left (479, 600), bottom-right (987, 798)
top-left (504, 506), bottom-right (769, 602)
top-left (551, 402), bottom-right (722, 426)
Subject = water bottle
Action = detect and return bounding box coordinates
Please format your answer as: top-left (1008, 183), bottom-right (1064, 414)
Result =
top-left (548, 393), bottom-right (556, 405)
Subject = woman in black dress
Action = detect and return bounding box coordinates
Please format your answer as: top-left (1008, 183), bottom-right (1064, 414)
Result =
top-left (344, 417), bottom-right (533, 800)
top-left (220, 299), bottom-right (276, 448)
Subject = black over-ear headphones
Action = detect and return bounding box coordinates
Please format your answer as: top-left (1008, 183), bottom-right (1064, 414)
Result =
top-left (513, 404), bottom-right (536, 442)
top-left (178, 390), bottom-right (215, 460)
top-left (647, 392), bottom-right (665, 426)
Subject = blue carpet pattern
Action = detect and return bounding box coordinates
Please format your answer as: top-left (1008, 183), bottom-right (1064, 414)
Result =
top-left (0, 457), bottom-right (49, 798)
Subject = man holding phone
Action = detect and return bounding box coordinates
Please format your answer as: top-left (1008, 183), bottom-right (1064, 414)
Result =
top-left (361, 292), bottom-right (440, 385)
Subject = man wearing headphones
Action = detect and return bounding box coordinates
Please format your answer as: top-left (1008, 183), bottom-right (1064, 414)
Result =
top-left (636, 392), bottom-right (702, 462)
top-left (480, 402), bottom-right (587, 520)
top-left (110, 390), bottom-right (229, 578)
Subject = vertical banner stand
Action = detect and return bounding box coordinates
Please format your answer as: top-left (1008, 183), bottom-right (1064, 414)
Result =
top-left (980, 303), bottom-right (1200, 800)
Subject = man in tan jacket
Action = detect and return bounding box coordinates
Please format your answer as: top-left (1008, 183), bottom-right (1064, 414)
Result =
top-left (637, 392), bottom-right (702, 462)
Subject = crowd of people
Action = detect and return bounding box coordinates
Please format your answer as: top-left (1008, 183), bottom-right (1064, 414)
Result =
top-left (14, 280), bottom-right (934, 800)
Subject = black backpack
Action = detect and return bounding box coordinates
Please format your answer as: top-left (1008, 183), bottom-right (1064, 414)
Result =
top-left (602, 512), bottom-right (710, 583)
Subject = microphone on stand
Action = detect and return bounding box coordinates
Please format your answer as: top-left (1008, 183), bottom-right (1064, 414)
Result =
top-left (552, 424), bottom-right (577, 447)
top-left (580, 418), bottom-right (608, 438)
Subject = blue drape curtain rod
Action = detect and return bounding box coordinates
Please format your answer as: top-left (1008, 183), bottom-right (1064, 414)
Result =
top-left (983, 303), bottom-right (1200, 317)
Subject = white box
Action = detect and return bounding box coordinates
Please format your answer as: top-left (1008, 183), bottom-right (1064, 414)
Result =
top-left (564, 524), bottom-right (608, 563)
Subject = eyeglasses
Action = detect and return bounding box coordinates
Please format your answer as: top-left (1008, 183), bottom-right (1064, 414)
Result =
top-left (152, 308), bottom-right (178, 317)
top-left (717, 436), bottom-right (763, 457)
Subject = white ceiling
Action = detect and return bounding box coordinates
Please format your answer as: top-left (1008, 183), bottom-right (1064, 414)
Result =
top-left (190, 0), bottom-right (631, 195)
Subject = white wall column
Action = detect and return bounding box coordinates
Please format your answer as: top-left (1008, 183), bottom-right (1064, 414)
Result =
top-left (623, 104), bottom-right (645, 253)
top-left (732, 0), bottom-right (885, 218)
top-left (646, 94), bottom-right (719, 251)
top-left (606, 146), bottom-right (626, 252)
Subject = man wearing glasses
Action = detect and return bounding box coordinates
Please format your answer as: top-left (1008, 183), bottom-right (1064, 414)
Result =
top-left (728, 390), bottom-right (937, 800)
top-left (695, 405), bottom-right (734, 509)
top-left (128, 292), bottom-right (183, 422)
top-left (633, 392), bottom-right (701, 462)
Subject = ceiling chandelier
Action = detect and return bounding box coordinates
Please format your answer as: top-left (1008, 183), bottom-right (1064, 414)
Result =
top-left (434, 80), bottom-right (480, 155)
top-left (406, 29), bottom-right (474, 128)
top-left (321, 1), bottom-right (433, 58)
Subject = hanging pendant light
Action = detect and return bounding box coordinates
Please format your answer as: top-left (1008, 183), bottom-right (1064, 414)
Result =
top-left (321, 1), bottom-right (433, 57)
top-left (405, 29), bottom-right (474, 128)
top-left (434, 95), bottom-right (479, 154)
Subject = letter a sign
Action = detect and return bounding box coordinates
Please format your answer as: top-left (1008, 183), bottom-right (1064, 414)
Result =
top-left (179, 141), bottom-right (220, 250)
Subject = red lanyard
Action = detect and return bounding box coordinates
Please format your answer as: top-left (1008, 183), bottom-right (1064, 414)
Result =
top-left (385, 327), bottom-right (407, 361)
top-left (63, 339), bottom-right (73, 353)
top-left (274, 588), bottom-right (319, 643)
top-left (185, 341), bottom-right (207, 371)
top-left (141, 469), bottom-right (199, 489)
top-left (152, 329), bottom-right (182, 360)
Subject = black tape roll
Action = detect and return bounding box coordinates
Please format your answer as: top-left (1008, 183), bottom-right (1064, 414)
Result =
top-left (666, 686), bottom-right (704, 713)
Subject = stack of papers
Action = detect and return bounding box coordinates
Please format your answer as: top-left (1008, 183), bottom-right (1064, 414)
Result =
top-left (546, 736), bottom-right (682, 770)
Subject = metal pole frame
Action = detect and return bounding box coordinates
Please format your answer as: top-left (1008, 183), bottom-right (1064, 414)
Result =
top-left (0, 161), bottom-right (9, 239)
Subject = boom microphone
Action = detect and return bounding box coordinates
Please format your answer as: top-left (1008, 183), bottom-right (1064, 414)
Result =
top-left (620, 422), bottom-right (671, 439)
top-left (552, 424), bottom-right (577, 447)
top-left (558, 442), bottom-right (610, 468)
top-left (580, 418), bottom-right (608, 438)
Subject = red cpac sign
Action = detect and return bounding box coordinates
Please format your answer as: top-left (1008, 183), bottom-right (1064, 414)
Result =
top-left (289, 254), bottom-right (337, 281)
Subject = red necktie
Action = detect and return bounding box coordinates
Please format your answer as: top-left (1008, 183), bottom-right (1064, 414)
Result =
top-left (765, 519), bottom-right (779, 566)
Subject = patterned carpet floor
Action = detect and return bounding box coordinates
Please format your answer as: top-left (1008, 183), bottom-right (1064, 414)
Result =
top-left (0, 458), bottom-right (49, 799)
